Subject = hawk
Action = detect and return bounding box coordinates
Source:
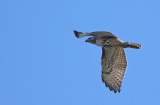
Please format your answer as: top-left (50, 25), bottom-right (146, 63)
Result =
top-left (74, 30), bottom-right (141, 93)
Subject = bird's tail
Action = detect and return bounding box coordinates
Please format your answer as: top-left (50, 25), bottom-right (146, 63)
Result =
top-left (127, 42), bottom-right (142, 49)
top-left (74, 30), bottom-right (86, 38)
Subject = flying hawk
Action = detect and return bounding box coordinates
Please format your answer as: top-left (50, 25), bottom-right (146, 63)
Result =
top-left (74, 30), bottom-right (141, 93)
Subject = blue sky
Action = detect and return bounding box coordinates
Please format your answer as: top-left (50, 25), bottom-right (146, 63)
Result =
top-left (0, 0), bottom-right (160, 105)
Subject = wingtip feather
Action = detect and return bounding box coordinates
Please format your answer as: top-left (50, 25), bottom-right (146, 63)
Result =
top-left (73, 30), bottom-right (84, 38)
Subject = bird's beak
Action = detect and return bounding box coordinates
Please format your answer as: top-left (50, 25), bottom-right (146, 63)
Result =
top-left (85, 39), bottom-right (89, 42)
top-left (85, 38), bottom-right (92, 42)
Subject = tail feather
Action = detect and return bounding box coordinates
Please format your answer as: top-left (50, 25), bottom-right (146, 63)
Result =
top-left (73, 30), bottom-right (85, 38)
top-left (127, 42), bottom-right (141, 49)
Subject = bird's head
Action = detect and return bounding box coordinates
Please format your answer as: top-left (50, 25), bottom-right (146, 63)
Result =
top-left (85, 37), bottom-right (105, 47)
top-left (85, 37), bottom-right (96, 44)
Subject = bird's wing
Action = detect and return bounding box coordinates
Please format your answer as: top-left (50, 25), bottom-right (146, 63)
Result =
top-left (101, 47), bottom-right (127, 93)
top-left (74, 30), bottom-right (117, 38)
top-left (88, 31), bottom-right (117, 38)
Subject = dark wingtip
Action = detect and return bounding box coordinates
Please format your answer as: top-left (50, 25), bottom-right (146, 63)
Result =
top-left (118, 89), bottom-right (121, 93)
top-left (114, 90), bottom-right (117, 93)
top-left (73, 30), bottom-right (79, 38)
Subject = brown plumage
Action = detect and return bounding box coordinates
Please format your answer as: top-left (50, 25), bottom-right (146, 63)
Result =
top-left (74, 30), bottom-right (141, 93)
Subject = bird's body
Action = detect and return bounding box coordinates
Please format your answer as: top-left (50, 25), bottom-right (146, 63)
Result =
top-left (74, 30), bottom-right (141, 93)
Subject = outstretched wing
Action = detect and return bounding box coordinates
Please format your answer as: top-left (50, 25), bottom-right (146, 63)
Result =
top-left (88, 31), bottom-right (117, 38)
top-left (101, 47), bottom-right (127, 93)
top-left (74, 30), bottom-right (117, 38)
